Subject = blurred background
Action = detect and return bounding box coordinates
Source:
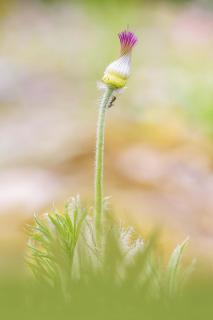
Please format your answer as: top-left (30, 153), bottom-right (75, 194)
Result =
top-left (0, 0), bottom-right (213, 270)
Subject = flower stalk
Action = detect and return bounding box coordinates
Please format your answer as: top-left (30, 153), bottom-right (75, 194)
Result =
top-left (95, 86), bottom-right (114, 240)
top-left (95, 29), bottom-right (138, 242)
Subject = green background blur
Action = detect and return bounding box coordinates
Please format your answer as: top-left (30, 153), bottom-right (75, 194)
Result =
top-left (0, 0), bottom-right (213, 272)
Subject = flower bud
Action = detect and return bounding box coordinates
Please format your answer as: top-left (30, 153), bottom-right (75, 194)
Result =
top-left (102, 30), bottom-right (138, 89)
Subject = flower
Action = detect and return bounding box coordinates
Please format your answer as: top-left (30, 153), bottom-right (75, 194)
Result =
top-left (102, 30), bottom-right (138, 89)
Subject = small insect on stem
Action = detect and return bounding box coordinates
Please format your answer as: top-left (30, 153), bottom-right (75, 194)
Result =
top-left (108, 96), bottom-right (116, 108)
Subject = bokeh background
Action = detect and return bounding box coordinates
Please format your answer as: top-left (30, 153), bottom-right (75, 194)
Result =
top-left (0, 0), bottom-right (213, 271)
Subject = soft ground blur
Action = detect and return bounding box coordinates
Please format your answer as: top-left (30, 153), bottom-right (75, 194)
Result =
top-left (0, 0), bottom-right (213, 270)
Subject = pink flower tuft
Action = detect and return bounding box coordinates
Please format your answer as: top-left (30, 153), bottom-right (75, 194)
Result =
top-left (118, 30), bottom-right (138, 55)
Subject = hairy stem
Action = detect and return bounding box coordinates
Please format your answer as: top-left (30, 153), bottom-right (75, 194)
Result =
top-left (95, 86), bottom-right (114, 240)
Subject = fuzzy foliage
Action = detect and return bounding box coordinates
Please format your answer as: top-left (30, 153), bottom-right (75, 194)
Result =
top-left (26, 196), bottom-right (194, 299)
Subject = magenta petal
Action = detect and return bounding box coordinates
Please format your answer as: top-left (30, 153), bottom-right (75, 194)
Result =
top-left (118, 30), bottom-right (138, 55)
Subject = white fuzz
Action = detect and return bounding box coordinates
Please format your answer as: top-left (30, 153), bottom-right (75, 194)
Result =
top-left (97, 81), bottom-right (126, 95)
top-left (120, 227), bottom-right (144, 261)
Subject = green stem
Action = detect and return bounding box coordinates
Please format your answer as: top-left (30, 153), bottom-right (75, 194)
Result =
top-left (95, 86), bottom-right (114, 240)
